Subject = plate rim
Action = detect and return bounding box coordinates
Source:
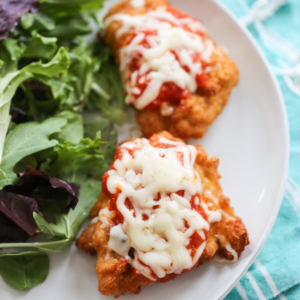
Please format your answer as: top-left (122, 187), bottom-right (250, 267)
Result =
top-left (210, 0), bottom-right (290, 298)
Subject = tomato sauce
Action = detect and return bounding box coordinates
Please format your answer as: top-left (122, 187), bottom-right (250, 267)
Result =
top-left (123, 10), bottom-right (210, 110)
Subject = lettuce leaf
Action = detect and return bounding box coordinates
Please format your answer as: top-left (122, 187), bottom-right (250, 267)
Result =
top-left (0, 46), bottom-right (70, 167)
top-left (0, 117), bottom-right (66, 189)
top-left (53, 111), bottom-right (84, 145)
top-left (0, 179), bottom-right (101, 252)
top-left (0, 167), bottom-right (79, 239)
top-left (0, 212), bottom-right (30, 243)
top-left (9, 107), bottom-right (29, 124)
top-left (84, 116), bottom-right (117, 178)
top-left (47, 135), bottom-right (105, 184)
top-left (39, 0), bottom-right (105, 18)
top-left (23, 33), bottom-right (58, 60)
top-left (21, 11), bottom-right (55, 31)
top-left (0, 190), bottom-right (43, 236)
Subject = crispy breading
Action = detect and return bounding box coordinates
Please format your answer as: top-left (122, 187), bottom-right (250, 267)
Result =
top-left (104, 0), bottom-right (239, 140)
top-left (75, 223), bottom-right (97, 255)
top-left (76, 131), bottom-right (249, 297)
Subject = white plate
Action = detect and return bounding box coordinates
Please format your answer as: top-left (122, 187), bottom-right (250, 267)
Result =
top-left (0, 0), bottom-right (289, 299)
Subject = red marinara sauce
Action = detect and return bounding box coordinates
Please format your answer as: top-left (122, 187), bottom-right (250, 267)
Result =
top-left (122, 8), bottom-right (210, 109)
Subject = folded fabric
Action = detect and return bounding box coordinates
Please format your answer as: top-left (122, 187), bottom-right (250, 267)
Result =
top-left (220, 0), bottom-right (300, 299)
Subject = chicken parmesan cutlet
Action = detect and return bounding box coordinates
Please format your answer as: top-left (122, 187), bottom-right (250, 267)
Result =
top-left (103, 0), bottom-right (239, 140)
top-left (76, 131), bottom-right (249, 297)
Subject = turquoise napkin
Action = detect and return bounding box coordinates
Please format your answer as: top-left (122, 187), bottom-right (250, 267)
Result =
top-left (219, 0), bottom-right (300, 299)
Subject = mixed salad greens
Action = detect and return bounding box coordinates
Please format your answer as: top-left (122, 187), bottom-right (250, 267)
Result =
top-left (0, 0), bottom-right (126, 290)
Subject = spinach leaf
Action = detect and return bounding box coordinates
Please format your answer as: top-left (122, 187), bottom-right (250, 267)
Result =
top-left (0, 252), bottom-right (49, 290)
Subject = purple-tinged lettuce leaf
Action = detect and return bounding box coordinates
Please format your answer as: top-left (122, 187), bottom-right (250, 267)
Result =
top-left (0, 167), bottom-right (79, 238)
top-left (0, 179), bottom-right (100, 253)
top-left (0, 190), bottom-right (43, 236)
top-left (0, 0), bottom-right (39, 40)
top-left (0, 211), bottom-right (29, 243)
top-left (10, 107), bottom-right (29, 124)
top-left (17, 167), bottom-right (79, 212)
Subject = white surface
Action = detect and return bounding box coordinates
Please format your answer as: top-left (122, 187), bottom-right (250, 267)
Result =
top-left (0, 0), bottom-right (289, 299)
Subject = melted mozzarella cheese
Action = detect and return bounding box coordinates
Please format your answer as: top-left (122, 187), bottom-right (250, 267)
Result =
top-left (104, 7), bottom-right (215, 109)
top-left (130, 0), bottom-right (145, 8)
top-left (201, 201), bottom-right (222, 223)
top-left (214, 243), bottom-right (238, 264)
top-left (108, 224), bottom-right (130, 257)
top-left (98, 207), bottom-right (114, 228)
top-left (103, 136), bottom-right (211, 279)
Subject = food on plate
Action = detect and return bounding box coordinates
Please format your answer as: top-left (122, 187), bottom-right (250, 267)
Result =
top-left (76, 131), bottom-right (249, 297)
top-left (103, 0), bottom-right (239, 140)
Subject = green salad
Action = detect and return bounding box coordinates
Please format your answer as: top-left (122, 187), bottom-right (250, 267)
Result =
top-left (0, 0), bottom-right (125, 290)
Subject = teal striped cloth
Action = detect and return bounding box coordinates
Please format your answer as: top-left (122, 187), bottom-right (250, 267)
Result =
top-left (220, 0), bottom-right (300, 299)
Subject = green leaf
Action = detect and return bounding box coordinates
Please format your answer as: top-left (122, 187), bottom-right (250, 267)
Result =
top-left (47, 135), bottom-right (105, 184)
top-left (0, 47), bottom-right (70, 165)
top-left (0, 103), bottom-right (11, 163)
top-left (34, 75), bottom-right (72, 99)
top-left (68, 179), bottom-right (101, 234)
top-left (35, 179), bottom-right (101, 244)
top-left (89, 90), bottom-right (128, 125)
top-left (85, 55), bottom-right (127, 125)
top-left (84, 116), bottom-right (109, 139)
top-left (23, 33), bottom-right (58, 61)
top-left (21, 12), bottom-right (55, 31)
top-left (53, 111), bottom-right (84, 144)
top-left (0, 46), bottom-right (70, 114)
top-left (84, 116), bottom-right (117, 176)
top-left (0, 117), bottom-right (66, 189)
top-left (0, 252), bottom-right (49, 290)
top-left (13, 155), bottom-right (38, 174)
top-left (1, 39), bottom-right (24, 64)
top-left (39, 0), bottom-right (106, 18)
top-left (57, 37), bottom-right (97, 111)
top-left (101, 60), bottom-right (125, 109)
top-left (22, 47), bottom-right (70, 77)
top-left (42, 15), bottom-right (92, 39)
top-left (0, 39), bottom-right (23, 77)
top-left (34, 212), bottom-right (67, 237)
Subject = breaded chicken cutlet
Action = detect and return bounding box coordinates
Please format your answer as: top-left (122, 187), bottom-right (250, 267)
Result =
top-left (76, 131), bottom-right (249, 297)
top-left (103, 0), bottom-right (239, 140)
